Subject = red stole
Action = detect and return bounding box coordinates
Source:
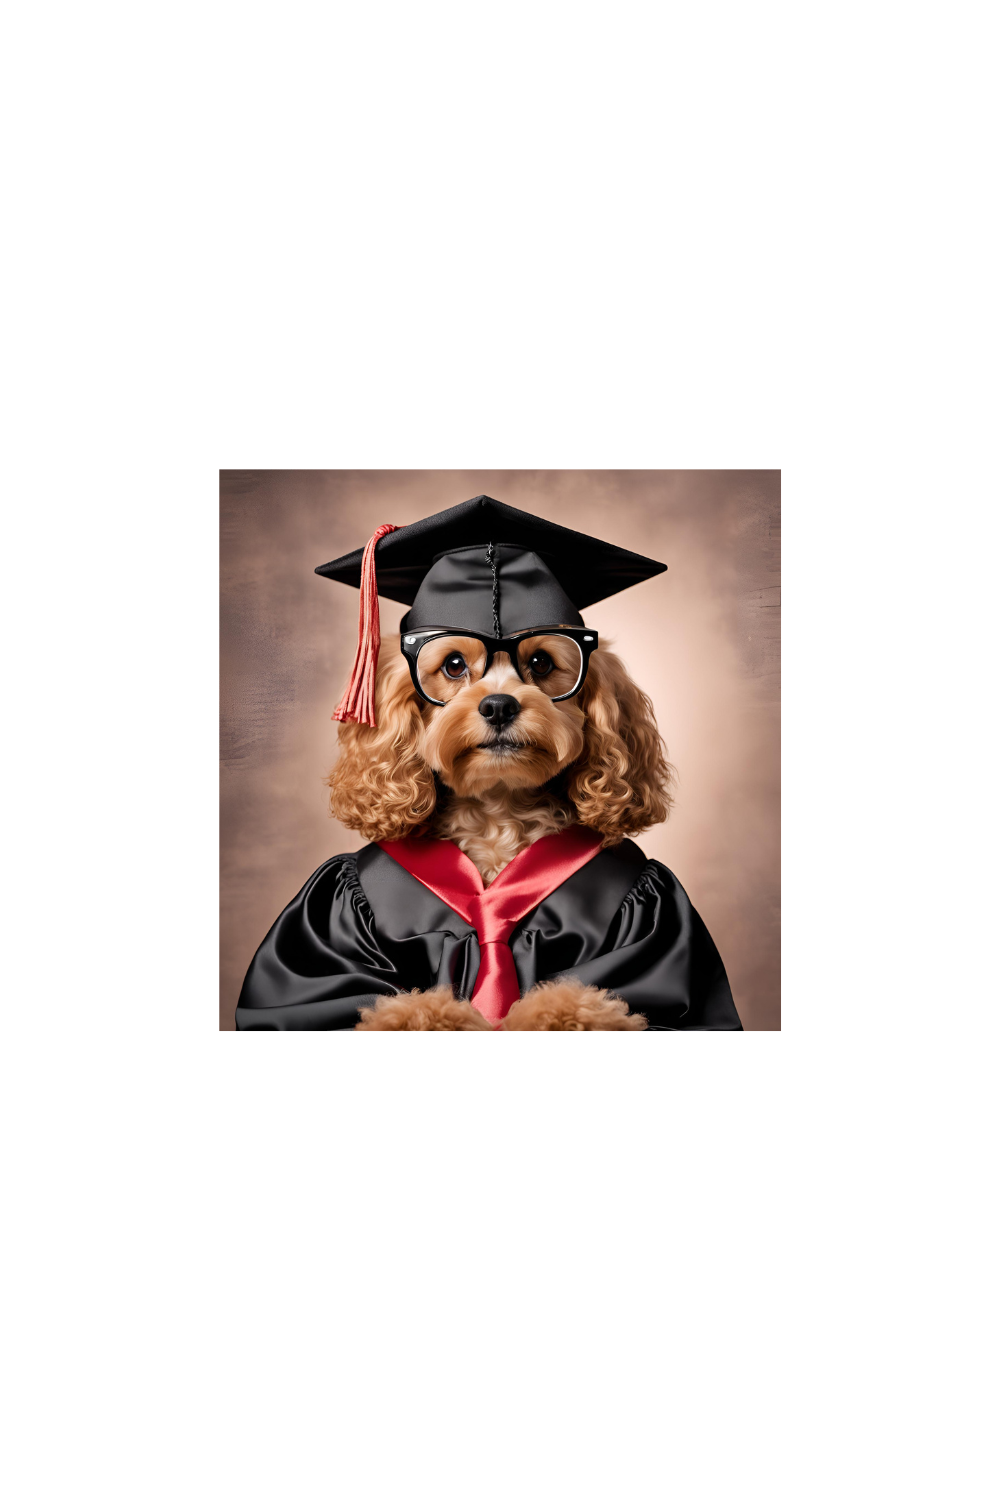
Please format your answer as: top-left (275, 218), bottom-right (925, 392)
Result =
top-left (377, 826), bottom-right (603, 1025)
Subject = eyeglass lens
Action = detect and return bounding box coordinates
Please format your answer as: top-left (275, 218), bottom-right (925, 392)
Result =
top-left (415, 634), bottom-right (585, 702)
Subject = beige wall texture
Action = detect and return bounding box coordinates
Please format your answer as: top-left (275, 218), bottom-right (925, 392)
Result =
top-left (220, 470), bottom-right (780, 1031)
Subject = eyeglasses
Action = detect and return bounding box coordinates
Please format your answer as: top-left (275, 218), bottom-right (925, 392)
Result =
top-left (400, 626), bottom-right (599, 706)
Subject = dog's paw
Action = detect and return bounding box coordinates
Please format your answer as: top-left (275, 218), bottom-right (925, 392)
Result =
top-left (502, 979), bottom-right (648, 1030)
top-left (355, 987), bottom-right (495, 1030)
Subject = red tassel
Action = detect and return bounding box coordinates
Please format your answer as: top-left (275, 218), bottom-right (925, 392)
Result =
top-left (332, 523), bottom-right (399, 729)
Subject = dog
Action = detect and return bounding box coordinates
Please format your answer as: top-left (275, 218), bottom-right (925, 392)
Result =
top-left (327, 637), bottom-right (674, 1029)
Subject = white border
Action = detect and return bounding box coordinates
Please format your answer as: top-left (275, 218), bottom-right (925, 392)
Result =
top-left (5, 1), bottom-right (995, 1493)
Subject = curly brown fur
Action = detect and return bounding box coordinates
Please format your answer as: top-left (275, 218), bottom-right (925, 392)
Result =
top-left (502, 980), bottom-right (648, 1030)
top-left (327, 635), bottom-right (675, 875)
top-left (566, 649), bottom-right (674, 844)
top-left (327, 649), bottom-right (437, 843)
top-left (355, 988), bottom-right (495, 1030)
top-left (432, 786), bottom-right (576, 885)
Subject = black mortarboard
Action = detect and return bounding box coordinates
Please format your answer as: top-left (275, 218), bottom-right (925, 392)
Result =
top-left (317, 495), bottom-right (666, 726)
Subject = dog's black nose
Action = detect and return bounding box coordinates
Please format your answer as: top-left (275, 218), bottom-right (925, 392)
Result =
top-left (478, 693), bottom-right (522, 727)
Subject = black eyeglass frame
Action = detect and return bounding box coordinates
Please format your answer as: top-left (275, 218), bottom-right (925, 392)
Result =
top-left (400, 626), bottom-right (599, 706)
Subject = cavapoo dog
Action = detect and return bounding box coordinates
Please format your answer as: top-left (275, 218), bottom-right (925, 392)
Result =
top-left (236, 498), bottom-right (740, 1032)
top-left (329, 637), bottom-right (669, 1030)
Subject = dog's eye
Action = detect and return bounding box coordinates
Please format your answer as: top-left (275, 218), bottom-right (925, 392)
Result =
top-left (528, 650), bottom-right (553, 678)
top-left (443, 653), bottom-right (468, 678)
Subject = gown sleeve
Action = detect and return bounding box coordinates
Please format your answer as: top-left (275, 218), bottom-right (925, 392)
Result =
top-left (552, 860), bottom-right (743, 1030)
top-left (235, 854), bottom-right (403, 1031)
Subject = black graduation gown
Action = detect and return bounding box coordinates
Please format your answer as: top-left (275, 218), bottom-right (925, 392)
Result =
top-left (235, 839), bottom-right (742, 1031)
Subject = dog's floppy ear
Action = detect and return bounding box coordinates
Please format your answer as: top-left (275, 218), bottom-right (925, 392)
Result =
top-left (326, 640), bottom-right (436, 842)
top-left (566, 647), bottom-right (674, 843)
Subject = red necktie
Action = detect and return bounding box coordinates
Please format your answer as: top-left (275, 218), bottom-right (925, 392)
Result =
top-left (377, 826), bottom-right (603, 1025)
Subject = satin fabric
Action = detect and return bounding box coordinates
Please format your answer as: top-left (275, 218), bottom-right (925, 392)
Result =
top-left (401, 543), bottom-right (583, 635)
top-left (377, 827), bottom-right (603, 1024)
top-left (314, 494), bottom-right (666, 612)
top-left (235, 838), bottom-right (743, 1031)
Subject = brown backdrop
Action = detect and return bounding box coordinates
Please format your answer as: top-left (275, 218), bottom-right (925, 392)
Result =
top-left (220, 471), bottom-right (780, 1031)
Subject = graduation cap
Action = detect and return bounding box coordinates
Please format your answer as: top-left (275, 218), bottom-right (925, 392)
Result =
top-left (317, 494), bottom-right (666, 727)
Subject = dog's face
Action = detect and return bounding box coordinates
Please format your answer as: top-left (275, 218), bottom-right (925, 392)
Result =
top-left (416, 643), bottom-right (587, 796)
top-left (327, 635), bottom-right (674, 844)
